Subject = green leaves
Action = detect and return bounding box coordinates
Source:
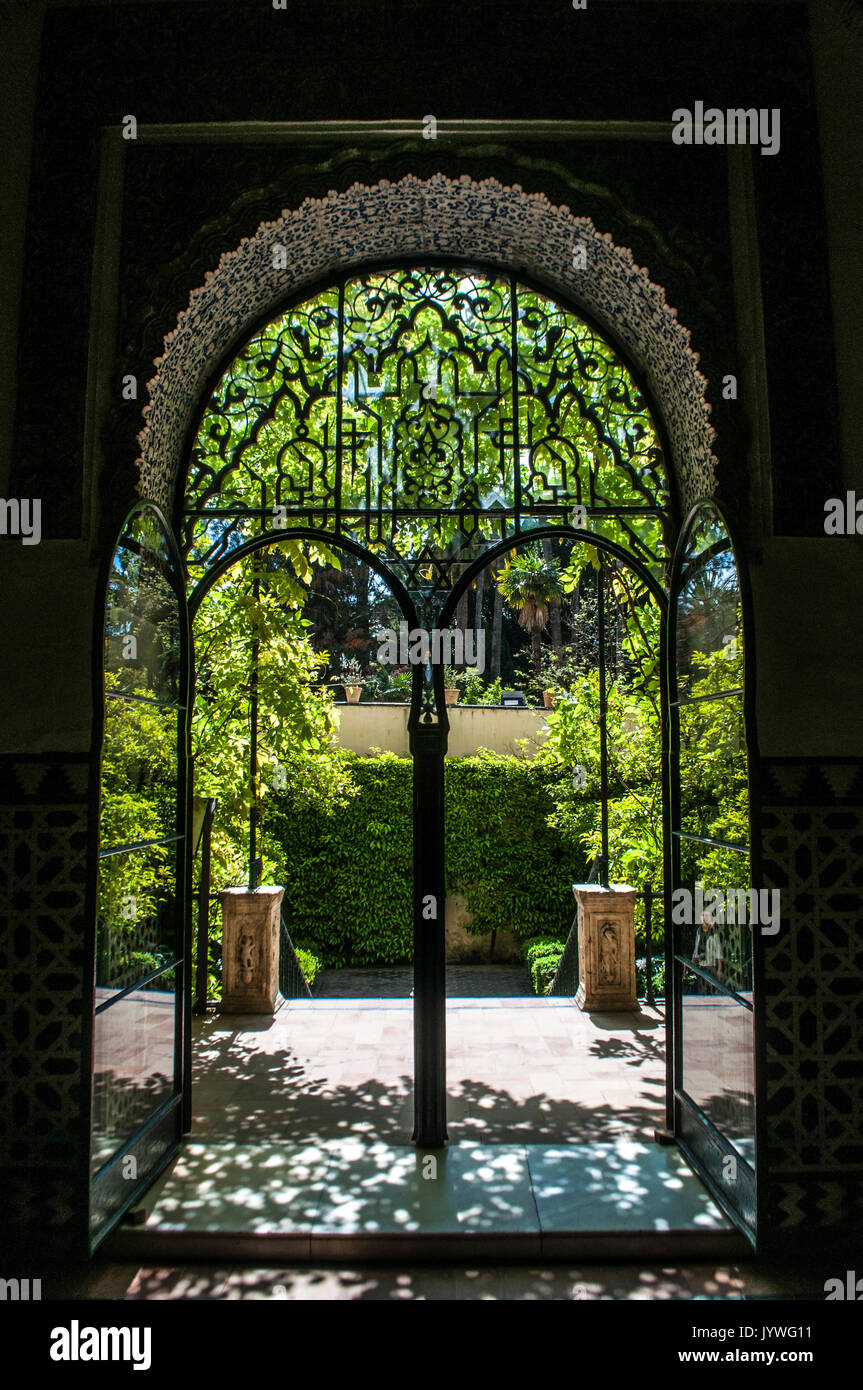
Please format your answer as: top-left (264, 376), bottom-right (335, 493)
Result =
top-left (496, 549), bottom-right (565, 631)
top-left (263, 751), bottom-right (591, 968)
top-left (267, 751), bottom-right (413, 967)
top-left (522, 936), bottom-right (567, 995)
top-left (192, 552), bottom-right (353, 895)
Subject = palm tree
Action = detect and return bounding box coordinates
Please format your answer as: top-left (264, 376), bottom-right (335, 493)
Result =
top-left (678, 564), bottom-right (738, 659)
top-left (541, 536), bottom-right (563, 651)
top-left (496, 549), bottom-right (565, 679)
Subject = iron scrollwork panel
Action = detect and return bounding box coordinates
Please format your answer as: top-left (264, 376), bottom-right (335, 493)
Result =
top-left (183, 265), bottom-right (671, 598)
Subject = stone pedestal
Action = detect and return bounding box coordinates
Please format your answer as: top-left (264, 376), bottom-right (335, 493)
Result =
top-left (572, 883), bottom-right (638, 1012)
top-left (219, 886), bottom-right (284, 1013)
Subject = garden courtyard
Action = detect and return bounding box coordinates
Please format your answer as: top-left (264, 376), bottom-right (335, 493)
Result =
top-left (189, 991), bottom-right (666, 1149)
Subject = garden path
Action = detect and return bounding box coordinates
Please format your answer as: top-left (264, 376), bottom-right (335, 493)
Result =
top-left (313, 964), bottom-right (530, 998)
top-left (187, 997), bottom-right (666, 1146)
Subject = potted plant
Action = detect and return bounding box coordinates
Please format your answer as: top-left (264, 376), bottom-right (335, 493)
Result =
top-left (372, 665), bottom-right (412, 702)
top-left (538, 647), bottom-right (581, 708)
top-left (339, 655), bottom-right (365, 703)
top-left (442, 666), bottom-right (464, 705)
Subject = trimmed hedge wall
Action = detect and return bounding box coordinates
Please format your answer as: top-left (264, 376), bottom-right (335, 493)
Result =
top-left (266, 751), bottom-right (592, 968)
top-left (267, 752), bottom-right (413, 967)
top-left (446, 753), bottom-right (591, 938)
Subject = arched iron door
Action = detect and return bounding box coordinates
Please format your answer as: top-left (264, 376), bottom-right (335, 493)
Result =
top-left (667, 500), bottom-right (758, 1240)
top-left (89, 502), bottom-right (192, 1249)
top-left (179, 261), bottom-right (679, 1155)
top-left (187, 528), bottom-right (448, 1145)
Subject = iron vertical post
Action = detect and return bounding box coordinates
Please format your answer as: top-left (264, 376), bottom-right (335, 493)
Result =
top-left (409, 667), bottom-right (449, 1148)
top-left (598, 554), bottom-right (609, 886)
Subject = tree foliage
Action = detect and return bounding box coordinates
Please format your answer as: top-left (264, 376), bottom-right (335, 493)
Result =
top-left (192, 547), bottom-right (356, 891)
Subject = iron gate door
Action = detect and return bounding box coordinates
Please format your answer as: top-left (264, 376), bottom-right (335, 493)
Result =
top-left (667, 500), bottom-right (757, 1240)
top-left (90, 502), bottom-right (191, 1249)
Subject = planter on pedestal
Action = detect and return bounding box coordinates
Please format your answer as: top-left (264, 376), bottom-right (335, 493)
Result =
top-left (572, 882), bottom-right (638, 1011)
top-left (218, 885), bottom-right (284, 1013)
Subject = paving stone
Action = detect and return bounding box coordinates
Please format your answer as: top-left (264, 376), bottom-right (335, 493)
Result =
top-left (191, 999), bottom-right (666, 1146)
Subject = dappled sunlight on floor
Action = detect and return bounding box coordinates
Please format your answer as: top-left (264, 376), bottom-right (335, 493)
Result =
top-left (137, 1137), bottom-right (726, 1237)
top-left (76, 1258), bottom-right (825, 1301)
top-left (189, 998), bottom-right (666, 1148)
top-left (103, 996), bottom-right (721, 1253)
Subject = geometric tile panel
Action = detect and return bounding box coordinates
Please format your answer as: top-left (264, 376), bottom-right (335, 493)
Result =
top-left (0, 755), bottom-right (94, 1247)
top-left (0, 757), bottom-right (92, 806)
top-left (768, 1176), bottom-right (863, 1232)
top-left (758, 758), bottom-right (863, 1228)
top-left (760, 757), bottom-right (863, 806)
top-left (1, 1166), bottom-right (80, 1237)
top-left (0, 802), bottom-right (90, 1164)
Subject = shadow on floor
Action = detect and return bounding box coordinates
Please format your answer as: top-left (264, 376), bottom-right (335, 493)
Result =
top-left (59, 1256), bottom-right (833, 1301)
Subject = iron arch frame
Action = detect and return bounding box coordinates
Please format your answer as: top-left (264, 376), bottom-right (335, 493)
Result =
top-left (441, 523), bottom-right (674, 1133)
top-left (188, 522), bottom-right (450, 1144)
top-left (188, 526), bottom-right (420, 627)
top-left (88, 499), bottom-right (193, 1250)
top-left (174, 260), bottom-right (691, 1152)
top-left (174, 254), bottom-right (683, 525)
top-left (175, 255), bottom-right (681, 578)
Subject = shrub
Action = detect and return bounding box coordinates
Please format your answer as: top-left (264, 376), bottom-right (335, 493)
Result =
top-left (636, 956), bottom-right (666, 1000)
top-left (266, 751), bottom-right (413, 968)
top-left (295, 946), bottom-right (323, 988)
top-left (458, 670), bottom-right (504, 705)
top-left (446, 751), bottom-right (592, 940)
top-left (522, 934), bottom-right (567, 995)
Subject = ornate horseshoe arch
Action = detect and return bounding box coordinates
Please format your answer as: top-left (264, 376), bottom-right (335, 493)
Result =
top-left (123, 175), bottom-right (749, 1193)
top-left (136, 174), bottom-right (717, 521)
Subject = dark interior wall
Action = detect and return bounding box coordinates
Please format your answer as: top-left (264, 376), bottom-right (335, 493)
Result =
top-left (10, 0), bottom-right (840, 544)
top-left (0, 2), bottom-right (42, 497)
top-left (755, 1), bottom-right (863, 1242)
top-left (750, 0), bottom-right (863, 761)
top-left (4, 0), bottom-right (848, 759)
top-left (0, 0), bottom-right (860, 1255)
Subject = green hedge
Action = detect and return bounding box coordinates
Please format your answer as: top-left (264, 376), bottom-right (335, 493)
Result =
top-left (266, 751), bottom-right (592, 968)
top-left (446, 752), bottom-right (592, 938)
top-left (522, 935), bottom-right (567, 995)
top-left (267, 752), bottom-right (413, 968)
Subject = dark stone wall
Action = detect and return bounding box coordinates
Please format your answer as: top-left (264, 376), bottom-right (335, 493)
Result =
top-left (759, 759), bottom-right (863, 1241)
top-left (11, 0), bottom-right (838, 542)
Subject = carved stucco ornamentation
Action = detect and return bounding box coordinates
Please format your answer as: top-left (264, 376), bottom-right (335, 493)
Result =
top-left (137, 174), bottom-right (717, 515)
